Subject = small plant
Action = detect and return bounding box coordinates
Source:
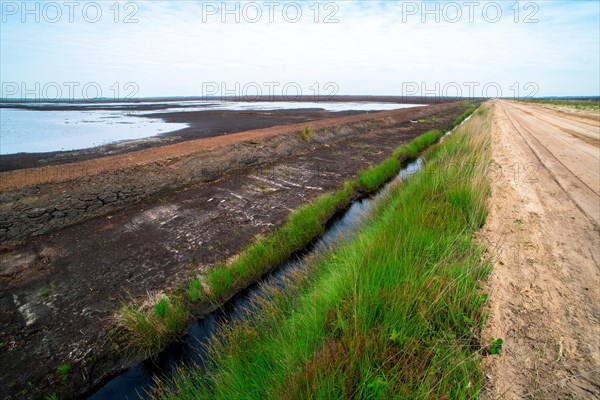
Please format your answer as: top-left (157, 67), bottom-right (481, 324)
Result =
top-left (299, 125), bottom-right (313, 141)
top-left (389, 328), bottom-right (405, 346)
top-left (489, 337), bottom-right (504, 355)
top-left (57, 363), bottom-right (72, 382)
top-left (187, 279), bottom-right (204, 302)
top-left (366, 375), bottom-right (391, 399)
top-left (117, 293), bottom-right (188, 351)
top-left (45, 394), bottom-right (59, 400)
top-left (154, 297), bottom-right (170, 317)
top-left (39, 282), bottom-right (57, 298)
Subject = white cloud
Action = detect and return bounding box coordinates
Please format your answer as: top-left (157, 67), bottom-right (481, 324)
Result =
top-left (1, 0), bottom-right (598, 97)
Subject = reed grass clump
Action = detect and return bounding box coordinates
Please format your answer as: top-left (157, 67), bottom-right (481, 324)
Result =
top-left (117, 293), bottom-right (188, 351)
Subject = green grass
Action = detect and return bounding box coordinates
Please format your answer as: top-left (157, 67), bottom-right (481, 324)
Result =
top-left (356, 157), bottom-right (401, 192)
top-left (204, 126), bottom-right (459, 303)
top-left (117, 102), bottom-right (480, 352)
top-left (154, 297), bottom-right (170, 317)
top-left (452, 102), bottom-right (480, 126)
top-left (57, 363), bottom-right (72, 382)
top-left (300, 125), bottom-right (314, 141)
top-left (187, 279), bottom-right (203, 302)
top-left (116, 294), bottom-right (188, 351)
top-left (392, 129), bottom-right (443, 160)
top-left (151, 103), bottom-right (493, 399)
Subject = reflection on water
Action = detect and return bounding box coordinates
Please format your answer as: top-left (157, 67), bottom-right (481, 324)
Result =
top-left (0, 109), bottom-right (189, 155)
top-left (132, 101), bottom-right (423, 114)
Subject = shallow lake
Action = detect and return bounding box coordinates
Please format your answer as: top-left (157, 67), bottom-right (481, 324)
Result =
top-left (0, 101), bottom-right (423, 154)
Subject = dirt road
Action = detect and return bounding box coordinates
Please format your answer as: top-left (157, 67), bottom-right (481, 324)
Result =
top-left (481, 100), bottom-right (600, 398)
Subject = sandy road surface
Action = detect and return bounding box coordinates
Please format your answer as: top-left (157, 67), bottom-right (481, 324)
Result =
top-left (480, 100), bottom-right (600, 399)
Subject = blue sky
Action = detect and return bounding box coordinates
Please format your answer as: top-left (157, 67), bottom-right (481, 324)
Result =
top-left (1, 0), bottom-right (598, 99)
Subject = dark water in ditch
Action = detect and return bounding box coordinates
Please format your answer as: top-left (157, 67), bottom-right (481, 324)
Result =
top-left (87, 158), bottom-right (425, 400)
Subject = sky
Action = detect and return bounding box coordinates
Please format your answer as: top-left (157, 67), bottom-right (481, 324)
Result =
top-left (1, 0), bottom-right (599, 99)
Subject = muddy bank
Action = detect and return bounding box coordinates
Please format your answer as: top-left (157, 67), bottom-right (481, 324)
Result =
top-left (0, 101), bottom-right (470, 400)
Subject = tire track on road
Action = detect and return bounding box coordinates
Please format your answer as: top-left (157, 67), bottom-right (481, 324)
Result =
top-left (501, 101), bottom-right (599, 225)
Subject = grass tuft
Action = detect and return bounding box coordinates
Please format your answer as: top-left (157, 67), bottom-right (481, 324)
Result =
top-left (299, 125), bottom-right (313, 141)
top-left (356, 157), bottom-right (401, 192)
top-left (186, 279), bottom-right (204, 302)
top-left (392, 129), bottom-right (443, 160)
top-left (117, 293), bottom-right (188, 351)
top-left (57, 363), bottom-right (72, 382)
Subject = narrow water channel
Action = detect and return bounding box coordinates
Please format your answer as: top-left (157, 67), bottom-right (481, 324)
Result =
top-left (87, 158), bottom-right (427, 400)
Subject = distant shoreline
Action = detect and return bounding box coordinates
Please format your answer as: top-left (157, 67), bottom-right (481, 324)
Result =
top-left (1, 95), bottom-right (597, 107)
top-left (0, 95), bottom-right (454, 108)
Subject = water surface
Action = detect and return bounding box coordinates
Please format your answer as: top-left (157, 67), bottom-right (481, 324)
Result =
top-left (0, 109), bottom-right (188, 155)
top-left (0, 101), bottom-right (423, 154)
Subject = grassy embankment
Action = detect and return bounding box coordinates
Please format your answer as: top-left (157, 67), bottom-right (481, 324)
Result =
top-left (116, 102), bottom-right (481, 352)
top-left (151, 102), bottom-right (494, 399)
